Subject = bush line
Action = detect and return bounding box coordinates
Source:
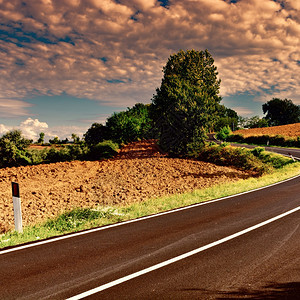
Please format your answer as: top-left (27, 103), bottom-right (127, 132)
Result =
top-left (228, 133), bottom-right (300, 148)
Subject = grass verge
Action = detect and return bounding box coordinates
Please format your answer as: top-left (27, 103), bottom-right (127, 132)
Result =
top-left (1, 161), bottom-right (300, 250)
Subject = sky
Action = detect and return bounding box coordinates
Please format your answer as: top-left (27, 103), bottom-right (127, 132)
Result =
top-left (0, 0), bottom-right (299, 141)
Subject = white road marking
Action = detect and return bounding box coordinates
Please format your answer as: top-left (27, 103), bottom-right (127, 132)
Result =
top-left (67, 205), bottom-right (300, 300)
top-left (1, 173), bottom-right (300, 255)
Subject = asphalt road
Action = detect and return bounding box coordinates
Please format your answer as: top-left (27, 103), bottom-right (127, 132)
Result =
top-left (208, 133), bottom-right (300, 160)
top-left (1, 173), bottom-right (300, 299)
top-left (232, 143), bottom-right (300, 160)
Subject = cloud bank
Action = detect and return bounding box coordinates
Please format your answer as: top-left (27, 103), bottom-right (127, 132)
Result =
top-left (0, 117), bottom-right (85, 141)
top-left (0, 0), bottom-right (299, 117)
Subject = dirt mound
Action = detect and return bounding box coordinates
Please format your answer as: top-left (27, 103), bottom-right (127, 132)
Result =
top-left (234, 123), bottom-right (300, 138)
top-left (0, 140), bottom-right (253, 233)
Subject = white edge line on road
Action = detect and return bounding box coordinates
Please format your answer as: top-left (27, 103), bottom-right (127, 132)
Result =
top-left (67, 205), bottom-right (300, 300)
top-left (1, 173), bottom-right (300, 255)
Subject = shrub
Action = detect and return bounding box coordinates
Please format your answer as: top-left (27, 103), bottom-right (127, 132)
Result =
top-left (84, 123), bottom-right (109, 146)
top-left (42, 142), bottom-right (91, 163)
top-left (67, 143), bottom-right (89, 161)
top-left (45, 146), bottom-right (70, 163)
top-left (199, 144), bottom-right (271, 175)
top-left (216, 125), bottom-right (232, 141)
top-left (251, 147), bottom-right (265, 157)
top-left (87, 140), bottom-right (119, 160)
top-left (227, 134), bottom-right (244, 143)
top-left (26, 148), bottom-right (48, 165)
top-left (251, 148), bottom-right (294, 169)
top-left (228, 134), bottom-right (300, 148)
top-left (269, 135), bottom-right (285, 146)
top-left (0, 130), bottom-right (33, 167)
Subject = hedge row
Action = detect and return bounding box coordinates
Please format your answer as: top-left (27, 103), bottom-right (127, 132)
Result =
top-left (227, 134), bottom-right (300, 148)
top-left (0, 140), bottom-right (119, 168)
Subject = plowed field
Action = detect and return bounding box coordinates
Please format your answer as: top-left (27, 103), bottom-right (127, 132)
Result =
top-left (234, 123), bottom-right (300, 138)
top-left (0, 140), bottom-right (253, 233)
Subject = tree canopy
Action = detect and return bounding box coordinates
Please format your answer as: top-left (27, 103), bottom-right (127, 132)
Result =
top-left (151, 49), bottom-right (222, 156)
top-left (262, 98), bottom-right (300, 126)
top-left (84, 103), bottom-right (153, 145)
top-left (214, 105), bottom-right (238, 132)
top-left (105, 103), bottom-right (153, 144)
top-left (84, 123), bottom-right (109, 145)
top-left (0, 130), bottom-right (32, 167)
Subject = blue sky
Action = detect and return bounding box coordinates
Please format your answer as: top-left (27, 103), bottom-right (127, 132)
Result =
top-left (0, 0), bottom-right (299, 141)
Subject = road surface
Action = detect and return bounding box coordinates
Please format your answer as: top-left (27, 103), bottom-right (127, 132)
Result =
top-left (208, 133), bottom-right (300, 160)
top-left (1, 173), bottom-right (300, 299)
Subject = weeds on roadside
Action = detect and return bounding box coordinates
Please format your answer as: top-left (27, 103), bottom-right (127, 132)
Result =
top-left (199, 144), bottom-right (294, 175)
top-left (1, 147), bottom-right (298, 249)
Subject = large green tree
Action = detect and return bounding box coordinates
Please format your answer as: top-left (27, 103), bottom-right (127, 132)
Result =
top-left (151, 49), bottom-right (222, 156)
top-left (262, 98), bottom-right (300, 126)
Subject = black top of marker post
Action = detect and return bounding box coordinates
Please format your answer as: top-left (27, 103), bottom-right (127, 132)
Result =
top-left (12, 182), bottom-right (20, 197)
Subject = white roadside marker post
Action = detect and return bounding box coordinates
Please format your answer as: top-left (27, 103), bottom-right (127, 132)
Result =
top-left (12, 182), bottom-right (23, 233)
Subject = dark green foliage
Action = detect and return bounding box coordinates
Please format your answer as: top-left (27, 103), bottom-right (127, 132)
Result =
top-left (199, 144), bottom-right (269, 174)
top-left (105, 103), bottom-right (154, 144)
top-left (44, 141), bottom-right (117, 163)
top-left (152, 49), bottom-right (222, 156)
top-left (227, 134), bottom-right (244, 143)
top-left (214, 106), bottom-right (238, 131)
top-left (49, 136), bottom-right (60, 144)
top-left (71, 133), bottom-right (80, 144)
top-left (251, 147), bottom-right (265, 157)
top-left (0, 130), bottom-right (33, 167)
top-left (247, 116), bottom-right (269, 128)
top-left (0, 128), bottom-right (119, 168)
top-left (250, 147), bottom-right (293, 169)
top-left (84, 103), bottom-right (154, 146)
top-left (37, 132), bottom-right (45, 144)
top-left (262, 98), bottom-right (300, 126)
top-left (244, 135), bottom-right (270, 145)
top-left (84, 123), bottom-right (109, 145)
top-left (269, 135), bottom-right (286, 146)
top-left (67, 142), bottom-right (90, 160)
top-left (26, 148), bottom-right (48, 165)
top-left (216, 125), bottom-right (232, 141)
top-left (199, 144), bottom-right (293, 175)
top-left (87, 140), bottom-right (119, 160)
top-left (48, 137), bottom-right (69, 145)
top-left (228, 134), bottom-right (300, 148)
top-left (45, 146), bottom-right (71, 163)
top-left (237, 116), bottom-right (269, 129)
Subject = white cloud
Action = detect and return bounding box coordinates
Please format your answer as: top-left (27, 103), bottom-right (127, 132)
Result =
top-left (0, 118), bottom-right (88, 141)
top-left (0, 124), bottom-right (10, 135)
top-left (19, 118), bottom-right (48, 141)
top-left (0, 0), bottom-right (299, 110)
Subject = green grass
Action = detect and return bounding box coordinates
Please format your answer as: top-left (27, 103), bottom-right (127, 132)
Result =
top-left (1, 161), bottom-right (300, 250)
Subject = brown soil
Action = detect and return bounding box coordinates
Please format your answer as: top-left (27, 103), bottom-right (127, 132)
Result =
top-left (0, 140), bottom-right (254, 233)
top-left (234, 123), bottom-right (300, 138)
